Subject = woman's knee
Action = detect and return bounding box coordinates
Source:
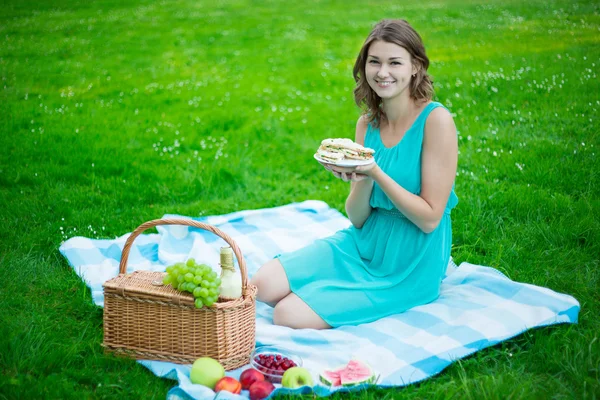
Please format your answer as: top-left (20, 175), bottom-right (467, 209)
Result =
top-left (272, 294), bottom-right (331, 330)
top-left (250, 258), bottom-right (290, 305)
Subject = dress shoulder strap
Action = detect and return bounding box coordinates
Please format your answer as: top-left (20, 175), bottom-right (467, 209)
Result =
top-left (415, 101), bottom-right (448, 132)
top-left (364, 121), bottom-right (382, 150)
top-left (419, 101), bottom-right (447, 124)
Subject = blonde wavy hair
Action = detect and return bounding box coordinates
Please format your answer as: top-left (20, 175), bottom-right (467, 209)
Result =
top-left (353, 19), bottom-right (434, 127)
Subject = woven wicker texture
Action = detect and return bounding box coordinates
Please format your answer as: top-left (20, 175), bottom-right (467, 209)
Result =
top-left (103, 219), bottom-right (257, 370)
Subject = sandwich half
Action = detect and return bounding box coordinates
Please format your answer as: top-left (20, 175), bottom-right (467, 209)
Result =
top-left (318, 138), bottom-right (375, 161)
top-left (316, 149), bottom-right (345, 163)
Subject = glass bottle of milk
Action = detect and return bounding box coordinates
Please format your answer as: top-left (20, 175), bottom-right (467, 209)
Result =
top-left (219, 246), bottom-right (242, 300)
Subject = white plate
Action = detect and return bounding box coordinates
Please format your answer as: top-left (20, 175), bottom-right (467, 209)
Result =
top-left (314, 153), bottom-right (375, 167)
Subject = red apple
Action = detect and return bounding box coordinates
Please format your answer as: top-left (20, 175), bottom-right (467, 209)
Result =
top-left (249, 380), bottom-right (275, 400)
top-left (214, 376), bottom-right (242, 394)
top-left (240, 368), bottom-right (265, 390)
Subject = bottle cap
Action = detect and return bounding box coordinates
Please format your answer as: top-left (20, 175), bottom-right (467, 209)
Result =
top-left (220, 246), bottom-right (234, 271)
top-left (220, 246), bottom-right (233, 254)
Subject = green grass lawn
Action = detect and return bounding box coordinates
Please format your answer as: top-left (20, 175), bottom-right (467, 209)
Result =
top-left (1, 0), bottom-right (599, 398)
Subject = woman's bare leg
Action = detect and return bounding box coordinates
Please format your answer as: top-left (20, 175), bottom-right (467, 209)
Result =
top-left (273, 293), bottom-right (331, 330)
top-left (250, 258), bottom-right (291, 307)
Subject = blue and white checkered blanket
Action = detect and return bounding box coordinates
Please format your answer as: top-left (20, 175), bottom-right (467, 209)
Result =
top-left (59, 200), bottom-right (580, 400)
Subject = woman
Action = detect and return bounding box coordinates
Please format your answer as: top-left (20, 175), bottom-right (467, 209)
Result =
top-left (251, 19), bottom-right (458, 329)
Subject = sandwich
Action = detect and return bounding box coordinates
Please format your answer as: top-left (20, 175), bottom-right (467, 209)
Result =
top-left (316, 149), bottom-right (345, 163)
top-left (316, 138), bottom-right (375, 162)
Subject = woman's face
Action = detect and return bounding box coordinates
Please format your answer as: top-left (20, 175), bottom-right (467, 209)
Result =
top-left (365, 40), bottom-right (416, 101)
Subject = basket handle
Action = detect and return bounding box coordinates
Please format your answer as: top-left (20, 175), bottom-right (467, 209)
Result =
top-left (118, 218), bottom-right (249, 293)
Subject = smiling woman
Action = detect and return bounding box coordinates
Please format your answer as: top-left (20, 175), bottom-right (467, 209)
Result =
top-left (251, 19), bottom-right (459, 329)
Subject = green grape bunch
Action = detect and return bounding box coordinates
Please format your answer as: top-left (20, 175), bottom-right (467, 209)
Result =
top-left (162, 258), bottom-right (222, 308)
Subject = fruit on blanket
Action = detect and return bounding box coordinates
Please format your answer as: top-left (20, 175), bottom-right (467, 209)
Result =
top-left (319, 359), bottom-right (376, 387)
top-left (252, 353), bottom-right (298, 382)
top-left (250, 346), bottom-right (304, 383)
top-left (240, 368), bottom-right (265, 390)
top-left (340, 359), bottom-right (374, 386)
top-left (214, 376), bottom-right (242, 394)
top-left (190, 357), bottom-right (225, 389)
top-left (248, 380), bottom-right (275, 400)
top-left (254, 354), bottom-right (297, 371)
top-left (163, 259), bottom-right (222, 308)
top-left (281, 367), bottom-right (314, 388)
top-left (319, 365), bottom-right (346, 386)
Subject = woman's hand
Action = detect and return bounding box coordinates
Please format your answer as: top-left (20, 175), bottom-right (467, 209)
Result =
top-left (318, 161), bottom-right (372, 182)
top-left (353, 161), bottom-right (379, 178)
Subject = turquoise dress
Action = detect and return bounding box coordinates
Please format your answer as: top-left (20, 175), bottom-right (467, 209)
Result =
top-left (276, 101), bottom-right (458, 327)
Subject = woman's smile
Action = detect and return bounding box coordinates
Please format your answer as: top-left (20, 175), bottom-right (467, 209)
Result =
top-left (376, 80), bottom-right (396, 88)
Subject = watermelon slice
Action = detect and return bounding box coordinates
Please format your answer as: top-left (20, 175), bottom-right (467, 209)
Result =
top-left (319, 359), bottom-right (376, 387)
top-left (319, 364), bottom-right (345, 386)
top-left (341, 359), bottom-right (374, 386)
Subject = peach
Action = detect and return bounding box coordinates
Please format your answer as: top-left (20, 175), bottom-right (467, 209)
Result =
top-left (249, 380), bottom-right (275, 400)
top-left (214, 376), bottom-right (242, 394)
top-left (240, 368), bottom-right (265, 390)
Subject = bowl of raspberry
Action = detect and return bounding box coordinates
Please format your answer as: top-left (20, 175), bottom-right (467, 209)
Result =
top-left (250, 345), bottom-right (303, 384)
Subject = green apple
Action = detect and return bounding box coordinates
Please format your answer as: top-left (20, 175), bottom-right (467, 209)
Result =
top-left (281, 366), bottom-right (314, 388)
top-left (190, 357), bottom-right (225, 389)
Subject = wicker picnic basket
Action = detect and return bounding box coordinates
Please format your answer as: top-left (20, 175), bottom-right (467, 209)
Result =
top-left (102, 218), bottom-right (257, 370)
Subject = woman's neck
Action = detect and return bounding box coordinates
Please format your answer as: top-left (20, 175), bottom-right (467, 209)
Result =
top-left (381, 92), bottom-right (420, 130)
